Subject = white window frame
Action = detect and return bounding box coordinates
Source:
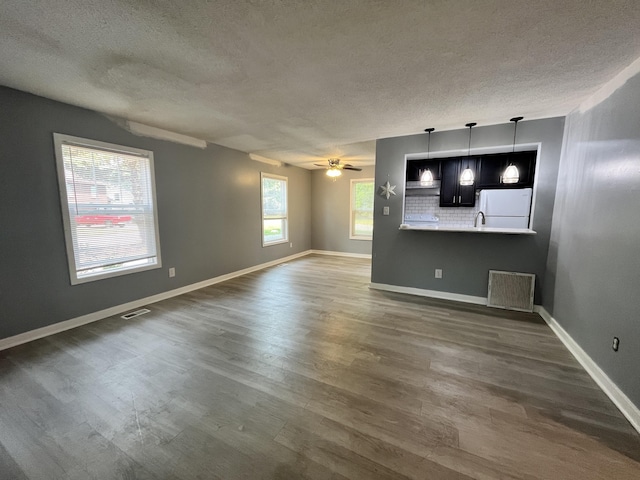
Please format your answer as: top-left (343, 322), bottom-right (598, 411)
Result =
top-left (53, 133), bottom-right (162, 284)
top-left (350, 178), bottom-right (374, 240)
top-left (261, 172), bottom-right (289, 247)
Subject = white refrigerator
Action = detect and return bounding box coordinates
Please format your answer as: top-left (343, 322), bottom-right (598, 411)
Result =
top-left (478, 188), bottom-right (532, 228)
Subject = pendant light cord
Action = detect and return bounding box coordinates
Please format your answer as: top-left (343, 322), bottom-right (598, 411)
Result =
top-left (464, 123), bottom-right (476, 167)
top-left (465, 122), bottom-right (476, 156)
top-left (424, 127), bottom-right (435, 159)
top-left (510, 116), bottom-right (523, 153)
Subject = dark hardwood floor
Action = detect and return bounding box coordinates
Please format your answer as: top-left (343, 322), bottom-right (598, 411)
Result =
top-left (1, 255), bottom-right (639, 479)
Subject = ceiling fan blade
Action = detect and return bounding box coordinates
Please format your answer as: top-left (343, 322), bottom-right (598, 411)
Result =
top-left (342, 165), bottom-right (362, 171)
top-left (314, 163), bottom-right (328, 168)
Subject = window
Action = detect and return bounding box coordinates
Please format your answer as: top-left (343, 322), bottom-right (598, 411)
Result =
top-left (53, 134), bottom-right (162, 284)
top-left (261, 173), bottom-right (288, 246)
top-left (350, 178), bottom-right (374, 240)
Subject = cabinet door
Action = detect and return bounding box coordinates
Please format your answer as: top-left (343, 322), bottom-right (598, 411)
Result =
top-left (406, 160), bottom-right (421, 183)
top-left (406, 159), bottom-right (441, 183)
top-left (440, 158), bottom-right (477, 207)
top-left (439, 160), bottom-right (459, 207)
top-left (477, 154), bottom-right (506, 188)
top-left (458, 158), bottom-right (477, 206)
top-left (477, 151), bottom-right (536, 188)
top-left (506, 151), bottom-right (536, 187)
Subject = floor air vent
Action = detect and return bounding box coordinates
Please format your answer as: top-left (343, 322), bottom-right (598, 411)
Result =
top-left (121, 308), bottom-right (151, 320)
top-left (487, 270), bottom-right (535, 312)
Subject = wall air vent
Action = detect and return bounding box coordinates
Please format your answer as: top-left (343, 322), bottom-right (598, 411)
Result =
top-left (121, 308), bottom-right (151, 320)
top-left (487, 270), bottom-right (535, 312)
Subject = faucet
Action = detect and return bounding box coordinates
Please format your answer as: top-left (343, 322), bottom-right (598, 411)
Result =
top-left (474, 211), bottom-right (486, 227)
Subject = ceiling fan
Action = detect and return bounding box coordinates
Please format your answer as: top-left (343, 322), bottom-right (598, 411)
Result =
top-left (314, 158), bottom-right (362, 177)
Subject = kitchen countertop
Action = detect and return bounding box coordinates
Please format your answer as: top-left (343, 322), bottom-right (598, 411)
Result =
top-left (399, 224), bottom-right (536, 235)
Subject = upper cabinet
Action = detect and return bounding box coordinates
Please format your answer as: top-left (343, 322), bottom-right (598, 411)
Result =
top-left (440, 157), bottom-right (477, 207)
top-left (405, 159), bottom-right (441, 188)
top-left (404, 150), bottom-right (537, 208)
top-left (476, 151), bottom-right (536, 189)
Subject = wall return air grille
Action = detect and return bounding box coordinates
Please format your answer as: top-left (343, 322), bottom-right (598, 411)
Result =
top-left (487, 270), bottom-right (535, 312)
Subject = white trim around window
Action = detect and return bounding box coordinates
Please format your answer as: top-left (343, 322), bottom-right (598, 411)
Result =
top-left (350, 178), bottom-right (374, 240)
top-left (261, 172), bottom-right (289, 246)
top-left (53, 133), bottom-right (162, 284)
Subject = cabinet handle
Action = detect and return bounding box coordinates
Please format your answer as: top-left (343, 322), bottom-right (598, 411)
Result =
top-left (458, 195), bottom-right (461, 203)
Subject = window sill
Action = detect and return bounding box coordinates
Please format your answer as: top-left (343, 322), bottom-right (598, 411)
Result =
top-left (349, 236), bottom-right (373, 241)
top-left (263, 239), bottom-right (289, 247)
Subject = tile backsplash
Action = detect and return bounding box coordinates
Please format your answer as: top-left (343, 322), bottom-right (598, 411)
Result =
top-left (404, 195), bottom-right (481, 228)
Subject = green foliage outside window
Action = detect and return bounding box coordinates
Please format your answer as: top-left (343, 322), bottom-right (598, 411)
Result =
top-left (351, 180), bottom-right (374, 238)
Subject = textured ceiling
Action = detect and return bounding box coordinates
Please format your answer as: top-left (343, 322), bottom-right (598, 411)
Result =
top-left (2, 1), bottom-right (640, 168)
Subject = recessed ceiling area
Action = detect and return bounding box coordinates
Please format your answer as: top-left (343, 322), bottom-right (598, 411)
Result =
top-left (1, 1), bottom-right (639, 168)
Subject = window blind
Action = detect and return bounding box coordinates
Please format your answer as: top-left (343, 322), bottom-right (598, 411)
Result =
top-left (54, 134), bottom-right (161, 283)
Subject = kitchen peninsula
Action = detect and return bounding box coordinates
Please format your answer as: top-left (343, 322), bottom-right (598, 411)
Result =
top-left (371, 117), bottom-right (565, 305)
top-left (399, 224), bottom-right (537, 234)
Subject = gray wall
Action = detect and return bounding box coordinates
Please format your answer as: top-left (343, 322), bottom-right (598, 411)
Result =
top-left (544, 72), bottom-right (640, 407)
top-left (0, 86), bottom-right (311, 340)
top-left (371, 118), bottom-right (565, 303)
top-left (311, 166), bottom-right (375, 255)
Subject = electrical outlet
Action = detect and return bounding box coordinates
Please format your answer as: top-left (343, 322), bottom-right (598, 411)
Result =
top-left (290, 242), bottom-right (293, 248)
top-left (168, 267), bottom-right (176, 278)
top-left (612, 337), bottom-right (620, 352)
top-left (383, 206), bottom-right (390, 216)
top-left (435, 269), bottom-right (442, 279)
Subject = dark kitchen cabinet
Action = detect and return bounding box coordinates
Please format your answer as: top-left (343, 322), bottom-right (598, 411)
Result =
top-left (406, 159), bottom-right (441, 184)
top-left (440, 157), bottom-right (477, 207)
top-left (477, 151), bottom-right (536, 188)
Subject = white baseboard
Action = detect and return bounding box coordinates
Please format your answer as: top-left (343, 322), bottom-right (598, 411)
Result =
top-left (369, 282), bottom-right (487, 305)
top-left (536, 306), bottom-right (640, 434)
top-left (310, 249), bottom-right (372, 259)
top-left (0, 250), bottom-right (313, 352)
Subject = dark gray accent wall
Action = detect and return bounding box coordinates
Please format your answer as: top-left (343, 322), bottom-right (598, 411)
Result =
top-left (0, 86), bottom-right (311, 340)
top-left (311, 167), bottom-right (375, 255)
top-left (371, 118), bottom-right (564, 303)
top-left (544, 72), bottom-right (640, 407)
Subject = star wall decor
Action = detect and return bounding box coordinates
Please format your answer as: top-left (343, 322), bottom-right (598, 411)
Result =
top-left (379, 180), bottom-right (396, 199)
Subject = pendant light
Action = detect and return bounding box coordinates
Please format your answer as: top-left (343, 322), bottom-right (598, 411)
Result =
top-left (459, 122), bottom-right (476, 186)
top-left (420, 128), bottom-right (435, 186)
top-left (503, 117), bottom-right (523, 184)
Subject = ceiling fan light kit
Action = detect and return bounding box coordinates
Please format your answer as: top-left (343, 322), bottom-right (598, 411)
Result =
top-left (314, 157), bottom-right (362, 179)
